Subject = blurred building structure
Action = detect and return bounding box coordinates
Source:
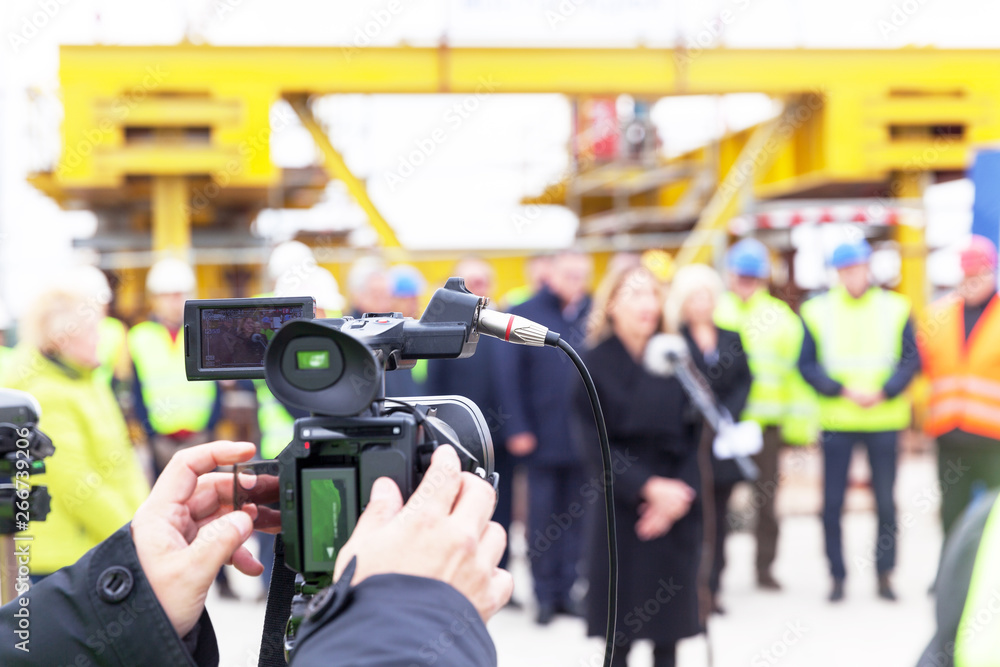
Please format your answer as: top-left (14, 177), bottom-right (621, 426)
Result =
top-left (24, 45), bottom-right (1000, 322)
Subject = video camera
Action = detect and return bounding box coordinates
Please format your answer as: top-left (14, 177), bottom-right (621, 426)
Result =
top-left (183, 278), bottom-right (556, 652)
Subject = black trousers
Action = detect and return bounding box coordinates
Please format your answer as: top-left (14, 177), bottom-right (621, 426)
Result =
top-left (751, 425), bottom-right (783, 577)
top-left (821, 430), bottom-right (898, 580)
top-left (525, 463), bottom-right (587, 605)
top-left (936, 430), bottom-right (1000, 540)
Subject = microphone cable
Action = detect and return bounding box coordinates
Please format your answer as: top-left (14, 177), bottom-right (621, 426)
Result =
top-left (554, 337), bottom-right (618, 667)
top-left (476, 308), bottom-right (618, 667)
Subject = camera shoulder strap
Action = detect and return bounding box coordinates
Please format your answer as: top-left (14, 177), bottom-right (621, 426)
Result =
top-left (258, 534), bottom-right (296, 667)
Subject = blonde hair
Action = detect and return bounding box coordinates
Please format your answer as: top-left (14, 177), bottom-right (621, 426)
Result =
top-left (663, 264), bottom-right (725, 333)
top-left (21, 287), bottom-right (98, 355)
top-left (586, 264), bottom-right (666, 347)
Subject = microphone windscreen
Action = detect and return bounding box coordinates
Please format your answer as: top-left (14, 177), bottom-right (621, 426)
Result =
top-left (643, 333), bottom-right (689, 377)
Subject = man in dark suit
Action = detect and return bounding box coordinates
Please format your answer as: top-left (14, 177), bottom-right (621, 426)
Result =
top-left (498, 249), bottom-right (593, 624)
top-left (425, 258), bottom-right (515, 573)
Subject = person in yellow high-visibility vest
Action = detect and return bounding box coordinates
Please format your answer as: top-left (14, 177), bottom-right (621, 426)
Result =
top-left (0, 286), bottom-right (149, 578)
top-left (798, 239), bottom-right (921, 603)
top-left (917, 491), bottom-right (1000, 667)
top-left (715, 238), bottom-right (819, 592)
top-left (128, 259), bottom-right (221, 477)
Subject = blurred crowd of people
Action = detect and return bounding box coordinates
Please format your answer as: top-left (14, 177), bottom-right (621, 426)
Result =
top-left (2, 233), bottom-right (1000, 667)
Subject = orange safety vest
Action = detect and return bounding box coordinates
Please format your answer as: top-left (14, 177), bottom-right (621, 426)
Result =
top-left (920, 294), bottom-right (1000, 439)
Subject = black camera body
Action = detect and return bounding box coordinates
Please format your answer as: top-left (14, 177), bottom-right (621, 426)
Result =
top-left (273, 393), bottom-right (495, 576)
top-left (183, 278), bottom-right (498, 580)
top-left (0, 389), bottom-right (54, 535)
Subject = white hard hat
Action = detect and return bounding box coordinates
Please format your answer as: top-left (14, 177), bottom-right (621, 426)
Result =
top-left (275, 266), bottom-right (345, 313)
top-left (268, 241), bottom-right (316, 282)
top-left (147, 258), bottom-right (196, 295)
top-left (347, 256), bottom-right (388, 298)
top-left (66, 265), bottom-right (113, 305)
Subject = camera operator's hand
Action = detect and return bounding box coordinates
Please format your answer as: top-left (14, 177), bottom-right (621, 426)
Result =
top-left (333, 445), bottom-right (513, 621)
top-left (131, 440), bottom-right (264, 639)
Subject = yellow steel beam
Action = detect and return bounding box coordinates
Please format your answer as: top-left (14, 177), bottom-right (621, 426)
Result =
top-left (94, 96), bottom-right (243, 126)
top-left (287, 95), bottom-right (401, 249)
top-left (894, 170), bottom-right (927, 320)
top-left (97, 146), bottom-right (242, 177)
top-left (152, 175), bottom-right (190, 256)
top-left (57, 45), bottom-right (1000, 96)
top-left (675, 101), bottom-right (797, 267)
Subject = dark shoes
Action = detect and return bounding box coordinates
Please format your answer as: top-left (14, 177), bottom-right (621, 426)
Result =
top-left (757, 572), bottom-right (782, 591)
top-left (536, 602), bottom-right (557, 625)
top-left (878, 573), bottom-right (897, 601)
top-left (829, 578), bottom-right (845, 602)
top-left (535, 599), bottom-right (583, 625)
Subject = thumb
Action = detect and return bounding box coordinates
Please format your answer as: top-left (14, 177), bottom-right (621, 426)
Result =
top-left (186, 511), bottom-right (253, 585)
top-left (354, 477), bottom-right (403, 537)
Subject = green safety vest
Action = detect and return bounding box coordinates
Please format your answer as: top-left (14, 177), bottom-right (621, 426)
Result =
top-left (715, 290), bottom-right (819, 445)
top-left (800, 286), bottom-right (911, 432)
top-left (128, 321), bottom-right (216, 434)
top-left (955, 495), bottom-right (1000, 667)
top-left (255, 379), bottom-right (295, 460)
top-left (94, 316), bottom-right (127, 387)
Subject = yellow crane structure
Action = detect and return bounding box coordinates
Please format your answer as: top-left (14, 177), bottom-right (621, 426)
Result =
top-left (29, 44), bottom-right (1000, 317)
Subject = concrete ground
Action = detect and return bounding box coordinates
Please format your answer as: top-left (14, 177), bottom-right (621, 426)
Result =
top-left (207, 450), bottom-right (942, 667)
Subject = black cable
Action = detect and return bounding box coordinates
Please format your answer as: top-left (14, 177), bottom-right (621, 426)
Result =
top-left (553, 337), bottom-right (617, 667)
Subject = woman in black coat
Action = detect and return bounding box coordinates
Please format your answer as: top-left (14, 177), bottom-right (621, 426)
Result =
top-left (574, 264), bottom-right (702, 667)
top-left (666, 264), bottom-right (752, 616)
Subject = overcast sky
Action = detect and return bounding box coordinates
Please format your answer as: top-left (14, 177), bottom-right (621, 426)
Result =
top-left (0, 0), bottom-right (993, 315)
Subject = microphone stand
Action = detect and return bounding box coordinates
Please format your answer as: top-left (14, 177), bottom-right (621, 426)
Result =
top-left (666, 352), bottom-right (759, 481)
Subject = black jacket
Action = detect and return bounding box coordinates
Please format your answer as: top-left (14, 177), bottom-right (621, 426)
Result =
top-left (572, 335), bottom-right (703, 645)
top-left (0, 525), bottom-right (496, 667)
top-left (0, 525), bottom-right (218, 666)
top-left (683, 325), bottom-right (752, 486)
top-left (496, 286), bottom-right (591, 466)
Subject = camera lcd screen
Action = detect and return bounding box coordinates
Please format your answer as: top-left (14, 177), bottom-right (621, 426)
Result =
top-left (302, 468), bottom-right (357, 572)
top-left (200, 304), bottom-right (307, 370)
top-left (296, 350), bottom-right (330, 370)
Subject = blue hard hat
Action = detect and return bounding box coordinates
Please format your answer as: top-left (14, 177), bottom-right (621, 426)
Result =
top-left (830, 239), bottom-right (872, 269)
top-left (726, 238), bottom-right (770, 279)
top-left (389, 264), bottom-right (426, 299)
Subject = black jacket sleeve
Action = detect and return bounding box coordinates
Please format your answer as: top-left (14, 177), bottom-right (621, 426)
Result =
top-left (797, 318), bottom-right (844, 397)
top-left (0, 525), bottom-right (217, 666)
top-left (291, 559), bottom-right (496, 667)
top-left (713, 328), bottom-right (752, 420)
top-left (883, 319), bottom-right (922, 399)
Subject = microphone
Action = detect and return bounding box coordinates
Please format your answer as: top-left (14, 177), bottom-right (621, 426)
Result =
top-left (476, 308), bottom-right (559, 347)
top-left (642, 333), bottom-right (690, 377)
